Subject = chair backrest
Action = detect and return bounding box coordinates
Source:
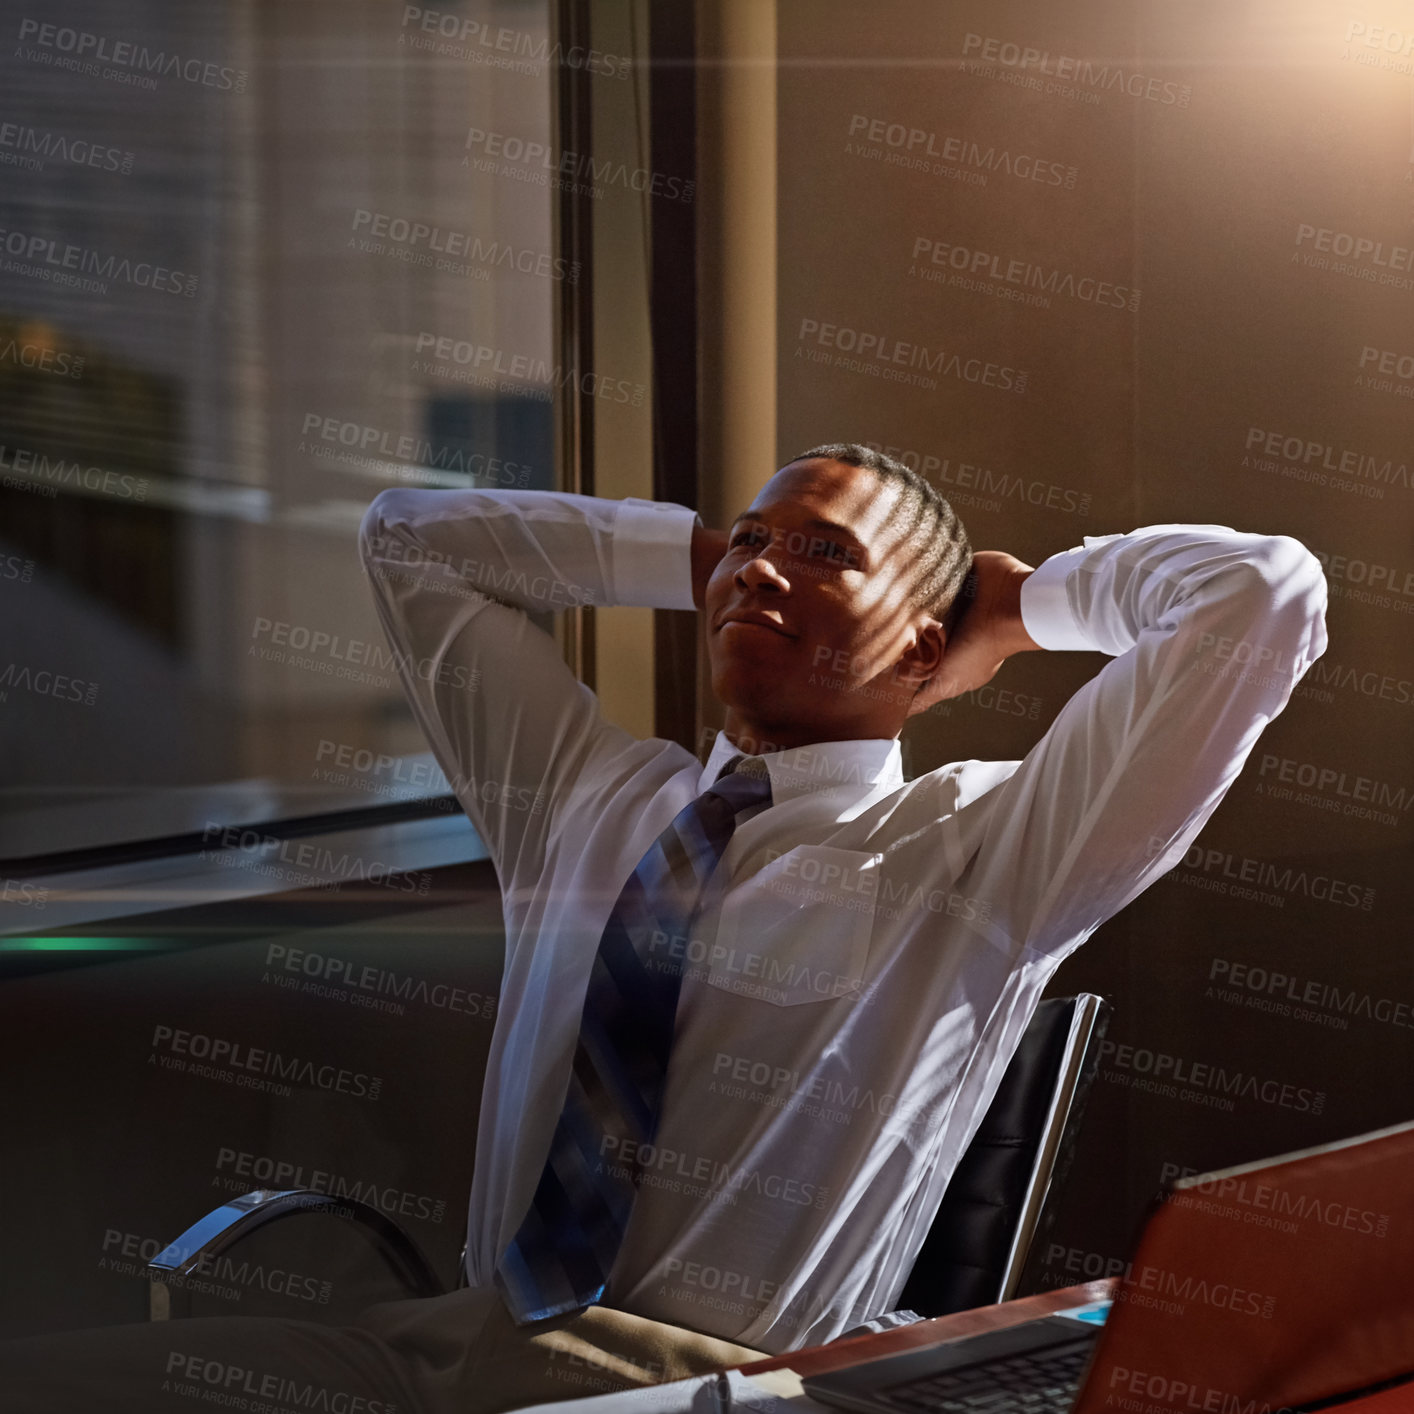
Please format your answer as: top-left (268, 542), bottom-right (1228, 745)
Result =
top-left (896, 992), bottom-right (1110, 1319)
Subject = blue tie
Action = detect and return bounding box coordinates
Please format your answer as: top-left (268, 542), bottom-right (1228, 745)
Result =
top-left (494, 754), bottom-right (774, 1323)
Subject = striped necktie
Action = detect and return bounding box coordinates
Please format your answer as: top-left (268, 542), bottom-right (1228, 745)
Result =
top-left (494, 753), bottom-right (774, 1324)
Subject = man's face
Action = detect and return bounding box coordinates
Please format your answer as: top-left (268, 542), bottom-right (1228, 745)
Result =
top-left (704, 458), bottom-right (940, 745)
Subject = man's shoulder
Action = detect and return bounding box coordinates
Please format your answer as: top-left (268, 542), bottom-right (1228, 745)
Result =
top-left (553, 733), bottom-right (704, 815)
top-left (900, 757), bottom-right (1023, 812)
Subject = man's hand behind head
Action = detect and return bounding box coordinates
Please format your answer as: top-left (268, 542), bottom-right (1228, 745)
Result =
top-left (906, 551), bottom-right (1041, 717)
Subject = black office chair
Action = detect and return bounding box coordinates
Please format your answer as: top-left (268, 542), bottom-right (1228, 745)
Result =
top-left (145, 993), bottom-right (1110, 1325)
top-left (840, 992), bottom-right (1111, 1338)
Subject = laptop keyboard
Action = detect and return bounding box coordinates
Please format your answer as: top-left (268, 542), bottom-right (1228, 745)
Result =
top-left (880, 1337), bottom-right (1094, 1412)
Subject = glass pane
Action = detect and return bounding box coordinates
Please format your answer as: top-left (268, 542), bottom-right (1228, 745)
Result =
top-left (0, 0), bottom-right (558, 863)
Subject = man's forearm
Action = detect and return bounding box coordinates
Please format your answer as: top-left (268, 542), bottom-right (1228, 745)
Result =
top-left (1017, 526), bottom-right (1328, 666)
top-left (361, 489), bottom-right (699, 617)
top-left (988, 562), bottom-right (1043, 657)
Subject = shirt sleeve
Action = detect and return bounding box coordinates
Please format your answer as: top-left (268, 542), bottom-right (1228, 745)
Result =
top-left (358, 488), bottom-right (699, 884)
top-left (952, 524), bottom-right (1330, 957)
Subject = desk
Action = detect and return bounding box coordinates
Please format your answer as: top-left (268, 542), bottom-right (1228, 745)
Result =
top-left (515, 1280), bottom-right (1124, 1412)
top-left (735, 1279), bottom-right (1118, 1381)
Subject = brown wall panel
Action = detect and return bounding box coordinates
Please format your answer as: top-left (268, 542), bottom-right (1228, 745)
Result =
top-left (772, 0), bottom-right (1414, 1289)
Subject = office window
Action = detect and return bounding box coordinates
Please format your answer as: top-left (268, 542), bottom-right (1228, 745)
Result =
top-left (0, 0), bottom-right (563, 863)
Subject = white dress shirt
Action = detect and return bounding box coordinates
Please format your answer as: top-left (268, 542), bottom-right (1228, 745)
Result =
top-left (358, 488), bottom-right (1328, 1354)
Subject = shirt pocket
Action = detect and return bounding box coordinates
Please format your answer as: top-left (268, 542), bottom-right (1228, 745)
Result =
top-left (708, 845), bottom-right (880, 1007)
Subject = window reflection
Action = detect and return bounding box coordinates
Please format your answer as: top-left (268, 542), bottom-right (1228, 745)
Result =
top-left (0, 0), bottom-right (557, 861)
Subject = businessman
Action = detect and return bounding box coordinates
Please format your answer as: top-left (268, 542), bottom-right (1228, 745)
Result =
top-left (5, 443), bottom-right (1328, 1411)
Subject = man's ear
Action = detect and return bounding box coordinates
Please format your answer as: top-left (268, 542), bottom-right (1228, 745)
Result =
top-left (892, 618), bottom-right (947, 690)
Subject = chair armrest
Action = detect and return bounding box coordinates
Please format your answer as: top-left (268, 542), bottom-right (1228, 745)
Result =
top-left (145, 1187), bottom-right (447, 1320)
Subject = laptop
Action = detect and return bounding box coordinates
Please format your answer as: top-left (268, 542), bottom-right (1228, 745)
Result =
top-left (804, 1119), bottom-right (1414, 1414)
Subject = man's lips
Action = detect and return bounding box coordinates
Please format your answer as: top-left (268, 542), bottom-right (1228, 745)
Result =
top-left (716, 610), bottom-right (797, 639)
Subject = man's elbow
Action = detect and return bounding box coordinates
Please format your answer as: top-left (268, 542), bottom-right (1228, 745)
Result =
top-left (1222, 535), bottom-right (1329, 665)
top-left (359, 488), bottom-right (406, 573)
top-left (1258, 535), bottom-right (1328, 627)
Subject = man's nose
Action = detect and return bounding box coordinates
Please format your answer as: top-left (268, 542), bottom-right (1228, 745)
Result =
top-left (735, 554), bottom-right (791, 593)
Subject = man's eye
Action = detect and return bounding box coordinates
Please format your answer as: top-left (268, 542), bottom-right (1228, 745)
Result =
top-left (731, 529), bottom-right (765, 549)
top-left (807, 538), bottom-right (851, 563)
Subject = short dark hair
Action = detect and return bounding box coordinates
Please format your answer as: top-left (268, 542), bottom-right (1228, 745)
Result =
top-left (788, 442), bottom-right (973, 634)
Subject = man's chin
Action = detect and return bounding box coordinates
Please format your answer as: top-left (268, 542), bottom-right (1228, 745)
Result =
top-left (710, 667), bottom-right (805, 722)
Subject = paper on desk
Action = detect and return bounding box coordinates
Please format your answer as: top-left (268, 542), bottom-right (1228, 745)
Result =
top-left (513, 1364), bottom-right (833, 1413)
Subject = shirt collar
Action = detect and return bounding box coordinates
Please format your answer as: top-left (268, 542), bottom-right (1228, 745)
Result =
top-left (699, 730), bottom-right (904, 805)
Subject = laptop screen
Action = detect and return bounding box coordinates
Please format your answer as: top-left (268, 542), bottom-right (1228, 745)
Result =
top-left (1072, 1120), bottom-right (1414, 1414)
